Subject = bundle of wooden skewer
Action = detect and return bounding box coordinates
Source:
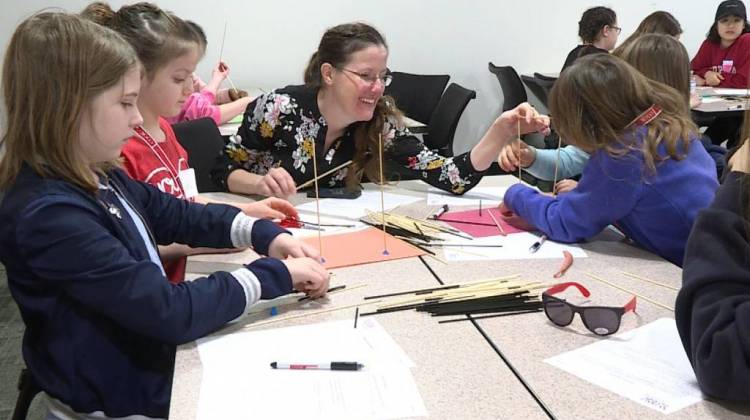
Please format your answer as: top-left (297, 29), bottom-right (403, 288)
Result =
top-left (362, 210), bottom-right (470, 244)
top-left (360, 275), bottom-right (546, 324)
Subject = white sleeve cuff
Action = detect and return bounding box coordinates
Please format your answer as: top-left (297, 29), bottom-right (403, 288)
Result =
top-left (229, 268), bottom-right (262, 323)
top-left (230, 213), bottom-right (258, 248)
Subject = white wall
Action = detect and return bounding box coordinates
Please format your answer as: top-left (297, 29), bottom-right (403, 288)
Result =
top-left (0, 0), bottom-right (713, 153)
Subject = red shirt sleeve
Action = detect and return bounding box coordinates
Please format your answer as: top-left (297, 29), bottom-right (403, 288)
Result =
top-left (691, 40), bottom-right (714, 79)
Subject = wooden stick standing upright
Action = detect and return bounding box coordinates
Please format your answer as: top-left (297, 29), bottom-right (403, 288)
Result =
top-left (552, 135), bottom-right (563, 197)
top-left (517, 119), bottom-right (522, 183)
top-left (310, 141), bottom-right (324, 262)
top-left (378, 133), bottom-right (389, 255)
top-left (217, 21), bottom-right (238, 92)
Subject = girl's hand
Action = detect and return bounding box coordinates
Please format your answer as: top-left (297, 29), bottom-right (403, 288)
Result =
top-left (236, 198), bottom-right (298, 220)
top-left (268, 234), bottom-right (320, 259)
top-left (212, 61), bottom-right (230, 83)
top-left (554, 179), bottom-right (578, 194)
top-left (498, 141), bottom-right (536, 172)
top-left (704, 71), bottom-right (724, 87)
top-left (494, 102), bottom-right (551, 137)
top-left (497, 202), bottom-right (536, 231)
top-left (283, 258), bottom-right (330, 298)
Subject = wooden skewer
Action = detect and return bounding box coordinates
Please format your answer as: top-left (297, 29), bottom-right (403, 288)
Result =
top-left (620, 271), bottom-right (679, 291)
top-left (517, 119), bottom-right (523, 183)
top-left (486, 209), bottom-right (507, 236)
top-left (584, 272), bottom-right (674, 311)
top-left (378, 133), bottom-right (388, 254)
top-left (552, 135), bottom-right (563, 197)
top-left (241, 300), bottom-right (381, 329)
top-left (310, 140), bottom-right (323, 261)
top-left (217, 22), bottom-right (239, 93)
top-left (296, 160), bottom-right (353, 190)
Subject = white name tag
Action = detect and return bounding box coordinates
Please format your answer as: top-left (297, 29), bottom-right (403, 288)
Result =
top-left (179, 168), bottom-right (199, 199)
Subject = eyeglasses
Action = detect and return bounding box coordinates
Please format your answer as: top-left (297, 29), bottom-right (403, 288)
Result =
top-left (609, 25), bottom-right (622, 34)
top-left (542, 282), bottom-right (636, 336)
top-left (339, 68), bottom-right (392, 87)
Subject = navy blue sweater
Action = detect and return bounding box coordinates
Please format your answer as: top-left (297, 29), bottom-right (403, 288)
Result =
top-left (0, 166), bottom-right (291, 417)
top-left (677, 172), bottom-right (750, 401)
top-left (504, 132), bottom-right (718, 266)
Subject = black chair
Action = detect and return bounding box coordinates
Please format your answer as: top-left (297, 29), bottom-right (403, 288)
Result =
top-left (520, 74), bottom-right (550, 107)
top-left (488, 63), bottom-right (527, 111)
top-left (172, 117), bottom-right (226, 193)
top-left (12, 368), bottom-right (41, 420)
top-left (423, 83), bottom-right (477, 156)
top-left (385, 71), bottom-right (450, 125)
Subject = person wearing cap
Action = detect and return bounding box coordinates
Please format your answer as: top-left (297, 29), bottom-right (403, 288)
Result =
top-left (692, 0), bottom-right (750, 88)
top-left (692, 0), bottom-right (750, 148)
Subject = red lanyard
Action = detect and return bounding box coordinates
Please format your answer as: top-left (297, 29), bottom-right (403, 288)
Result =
top-left (133, 125), bottom-right (186, 196)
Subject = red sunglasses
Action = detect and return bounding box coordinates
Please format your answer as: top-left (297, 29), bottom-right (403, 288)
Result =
top-left (542, 282), bottom-right (637, 336)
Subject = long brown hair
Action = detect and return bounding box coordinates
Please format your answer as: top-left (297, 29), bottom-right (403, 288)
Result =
top-left (616, 34), bottom-right (691, 103)
top-left (549, 54), bottom-right (697, 174)
top-left (612, 11), bottom-right (682, 56)
top-left (303, 22), bottom-right (403, 187)
top-left (0, 12), bottom-right (138, 192)
top-left (81, 2), bottom-right (204, 79)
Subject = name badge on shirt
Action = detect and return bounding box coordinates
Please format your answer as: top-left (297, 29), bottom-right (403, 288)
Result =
top-left (722, 60), bottom-right (734, 74)
top-left (178, 168), bottom-right (199, 199)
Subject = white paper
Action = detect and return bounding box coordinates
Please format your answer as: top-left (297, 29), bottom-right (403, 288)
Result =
top-left (196, 318), bottom-right (426, 420)
top-left (296, 190), bottom-right (422, 219)
top-left (439, 232), bottom-right (587, 261)
top-left (545, 318), bottom-right (703, 414)
top-left (427, 186), bottom-right (506, 206)
top-left (711, 88), bottom-right (750, 96)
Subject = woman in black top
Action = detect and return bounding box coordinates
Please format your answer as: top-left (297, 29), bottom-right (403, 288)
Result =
top-left (212, 22), bottom-right (549, 198)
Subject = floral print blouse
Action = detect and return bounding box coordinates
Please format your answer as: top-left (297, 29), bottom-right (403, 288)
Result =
top-left (211, 84), bottom-right (484, 194)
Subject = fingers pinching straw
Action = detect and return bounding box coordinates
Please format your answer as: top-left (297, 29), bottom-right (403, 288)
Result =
top-left (310, 141), bottom-right (325, 263)
top-left (378, 133), bottom-right (389, 255)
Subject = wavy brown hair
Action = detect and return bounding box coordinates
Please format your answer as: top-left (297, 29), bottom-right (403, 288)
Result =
top-left (612, 11), bottom-right (682, 56)
top-left (616, 34), bottom-right (691, 103)
top-left (303, 22), bottom-right (403, 188)
top-left (549, 54), bottom-right (697, 174)
top-left (0, 12), bottom-right (138, 193)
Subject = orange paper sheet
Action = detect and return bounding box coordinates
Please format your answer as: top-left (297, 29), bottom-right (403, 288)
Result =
top-left (302, 227), bottom-right (426, 269)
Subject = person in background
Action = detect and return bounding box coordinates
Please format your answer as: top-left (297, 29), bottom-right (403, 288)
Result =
top-left (692, 0), bottom-right (750, 147)
top-left (612, 10), bottom-right (683, 56)
top-left (166, 20), bottom-right (253, 126)
top-left (501, 54), bottom-right (718, 266)
top-left (0, 11), bottom-right (329, 418)
top-left (561, 6), bottom-right (620, 72)
top-left (212, 22), bottom-right (550, 198)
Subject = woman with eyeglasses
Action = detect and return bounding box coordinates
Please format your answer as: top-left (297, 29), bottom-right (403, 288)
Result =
top-left (211, 22), bottom-right (549, 198)
top-left (561, 6), bottom-right (620, 72)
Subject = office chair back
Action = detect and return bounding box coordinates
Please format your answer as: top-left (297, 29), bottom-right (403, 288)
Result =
top-left (423, 83), bottom-right (477, 156)
top-left (488, 63), bottom-right (527, 112)
top-left (172, 117), bottom-right (226, 193)
top-left (385, 71), bottom-right (450, 124)
top-left (521, 74), bottom-right (554, 107)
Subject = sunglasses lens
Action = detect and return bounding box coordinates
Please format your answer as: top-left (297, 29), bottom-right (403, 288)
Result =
top-left (543, 295), bottom-right (574, 326)
top-left (581, 307), bottom-right (621, 336)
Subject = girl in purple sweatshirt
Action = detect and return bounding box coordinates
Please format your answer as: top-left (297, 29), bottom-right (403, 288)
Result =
top-left (502, 54), bottom-right (718, 266)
